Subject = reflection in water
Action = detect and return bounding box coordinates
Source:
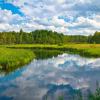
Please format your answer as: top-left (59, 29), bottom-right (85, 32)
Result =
top-left (0, 53), bottom-right (100, 100)
top-left (33, 49), bottom-right (63, 59)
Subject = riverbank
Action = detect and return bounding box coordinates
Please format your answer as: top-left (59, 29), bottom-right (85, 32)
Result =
top-left (7, 44), bottom-right (100, 58)
top-left (0, 44), bottom-right (100, 73)
top-left (0, 48), bottom-right (35, 73)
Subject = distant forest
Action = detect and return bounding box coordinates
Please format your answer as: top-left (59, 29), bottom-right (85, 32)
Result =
top-left (0, 29), bottom-right (100, 44)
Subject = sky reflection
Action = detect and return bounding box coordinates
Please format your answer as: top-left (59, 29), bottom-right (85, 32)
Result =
top-left (0, 53), bottom-right (100, 100)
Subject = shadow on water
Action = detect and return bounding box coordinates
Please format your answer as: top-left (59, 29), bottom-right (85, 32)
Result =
top-left (33, 49), bottom-right (64, 60)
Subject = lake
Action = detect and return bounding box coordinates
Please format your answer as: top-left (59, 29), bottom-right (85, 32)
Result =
top-left (0, 52), bottom-right (100, 100)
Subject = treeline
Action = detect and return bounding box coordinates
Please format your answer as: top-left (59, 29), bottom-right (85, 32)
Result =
top-left (0, 29), bottom-right (100, 44)
top-left (88, 31), bottom-right (100, 44)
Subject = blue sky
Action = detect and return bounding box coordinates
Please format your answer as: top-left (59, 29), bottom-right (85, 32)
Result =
top-left (0, 0), bottom-right (100, 35)
top-left (0, 1), bottom-right (23, 15)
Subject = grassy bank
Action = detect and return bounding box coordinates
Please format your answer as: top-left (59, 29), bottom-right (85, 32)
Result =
top-left (62, 44), bottom-right (100, 58)
top-left (0, 43), bottom-right (100, 73)
top-left (0, 48), bottom-right (35, 73)
top-left (7, 44), bottom-right (100, 58)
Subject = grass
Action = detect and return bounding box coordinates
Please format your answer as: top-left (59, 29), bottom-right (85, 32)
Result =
top-left (0, 47), bottom-right (35, 73)
top-left (7, 44), bottom-right (100, 58)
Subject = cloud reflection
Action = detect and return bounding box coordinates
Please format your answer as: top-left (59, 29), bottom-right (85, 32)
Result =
top-left (0, 53), bottom-right (100, 100)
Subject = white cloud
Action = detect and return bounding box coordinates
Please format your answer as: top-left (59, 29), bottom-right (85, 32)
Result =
top-left (0, 0), bottom-right (100, 35)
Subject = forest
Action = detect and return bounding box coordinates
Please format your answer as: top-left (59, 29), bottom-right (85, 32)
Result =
top-left (0, 29), bottom-right (100, 44)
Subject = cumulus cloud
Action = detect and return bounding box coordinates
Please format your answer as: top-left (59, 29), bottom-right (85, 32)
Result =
top-left (0, 0), bottom-right (100, 35)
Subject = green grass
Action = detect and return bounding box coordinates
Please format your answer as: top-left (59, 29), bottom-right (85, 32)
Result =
top-left (0, 47), bottom-right (35, 73)
top-left (6, 44), bottom-right (100, 58)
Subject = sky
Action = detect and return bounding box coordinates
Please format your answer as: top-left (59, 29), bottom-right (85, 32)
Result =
top-left (0, 0), bottom-right (100, 35)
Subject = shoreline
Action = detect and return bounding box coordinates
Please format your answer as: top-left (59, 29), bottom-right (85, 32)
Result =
top-left (7, 44), bottom-right (100, 58)
top-left (0, 44), bottom-right (100, 73)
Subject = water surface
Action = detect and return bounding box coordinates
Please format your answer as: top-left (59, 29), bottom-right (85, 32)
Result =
top-left (0, 53), bottom-right (100, 100)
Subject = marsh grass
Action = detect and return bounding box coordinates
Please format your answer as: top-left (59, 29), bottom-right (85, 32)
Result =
top-left (0, 47), bottom-right (35, 73)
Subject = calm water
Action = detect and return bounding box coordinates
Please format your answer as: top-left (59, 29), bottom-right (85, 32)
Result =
top-left (0, 53), bottom-right (100, 100)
